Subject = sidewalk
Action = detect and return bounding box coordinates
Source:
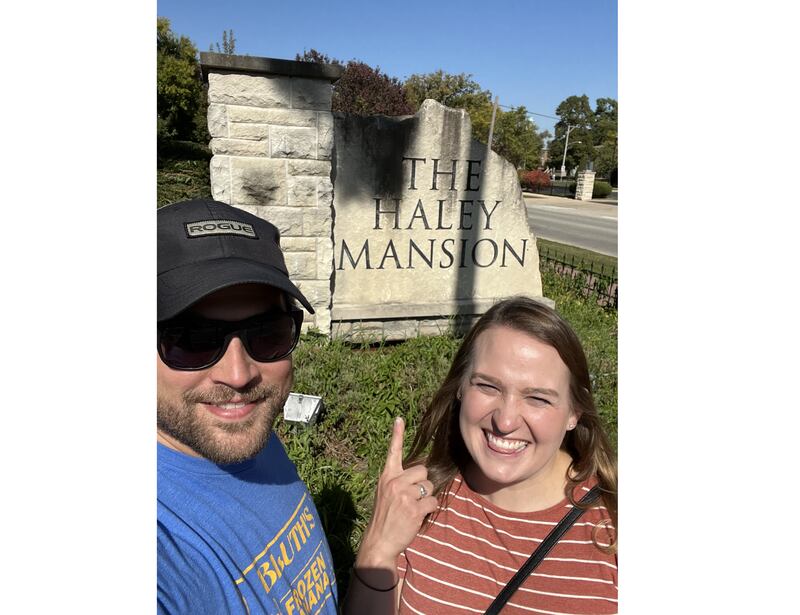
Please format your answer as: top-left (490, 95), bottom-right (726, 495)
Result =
top-left (522, 191), bottom-right (618, 219)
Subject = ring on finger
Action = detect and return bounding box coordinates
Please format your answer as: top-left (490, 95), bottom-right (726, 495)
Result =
top-left (417, 483), bottom-right (428, 499)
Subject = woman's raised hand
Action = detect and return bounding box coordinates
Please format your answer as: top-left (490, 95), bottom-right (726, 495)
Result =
top-left (355, 416), bottom-right (439, 570)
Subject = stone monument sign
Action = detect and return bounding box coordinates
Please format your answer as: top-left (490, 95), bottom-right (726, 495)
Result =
top-left (200, 54), bottom-right (549, 341)
top-left (331, 100), bottom-right (545, 339)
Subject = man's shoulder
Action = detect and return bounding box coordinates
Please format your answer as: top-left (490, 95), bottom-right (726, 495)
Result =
top-left (157, 432), bottom-right (307, 528)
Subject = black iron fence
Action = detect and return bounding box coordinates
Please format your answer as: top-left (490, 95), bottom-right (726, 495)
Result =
top-left (538, 245), bottom-right (618, 309)
top-left (527, 182), bottom-right (573, 198)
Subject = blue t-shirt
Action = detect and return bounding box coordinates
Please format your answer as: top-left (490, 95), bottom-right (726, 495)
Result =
top-left (157, 435), bottom-right (339, 614)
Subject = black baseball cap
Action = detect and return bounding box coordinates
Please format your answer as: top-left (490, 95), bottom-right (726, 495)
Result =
top-left (158, 198), bottom-right (314, 321)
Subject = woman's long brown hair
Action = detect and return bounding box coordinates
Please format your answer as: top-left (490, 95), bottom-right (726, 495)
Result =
top-left (404, 296), bottom-right (617, 552)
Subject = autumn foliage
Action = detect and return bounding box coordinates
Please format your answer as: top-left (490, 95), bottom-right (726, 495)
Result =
top-left (332, 61), bottom-right (414, 116)
top-left (519, 170), bottom-right (551, 192)
top-left (296, 49), bottom-right (413, 117)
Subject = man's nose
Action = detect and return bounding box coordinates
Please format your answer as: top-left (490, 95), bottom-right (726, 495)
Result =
top-left (208, 336), bottom-right (260, 389)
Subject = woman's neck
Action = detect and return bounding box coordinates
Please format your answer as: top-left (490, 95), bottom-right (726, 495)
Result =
top-left (464, 449), bottom-right (574, 513)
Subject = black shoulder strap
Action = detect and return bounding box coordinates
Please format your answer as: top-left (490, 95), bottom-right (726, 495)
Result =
top-left (483, 485), bottom-right (602, 615)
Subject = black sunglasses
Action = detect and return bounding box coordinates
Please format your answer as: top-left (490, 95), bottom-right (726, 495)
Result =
top-left (157, 308), bottom-right (303, 371)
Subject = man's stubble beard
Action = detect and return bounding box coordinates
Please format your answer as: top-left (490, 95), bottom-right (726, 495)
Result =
top-left (157, 381), bottom-right (287, 464)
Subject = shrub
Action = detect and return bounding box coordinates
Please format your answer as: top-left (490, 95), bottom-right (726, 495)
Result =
top-left (334, 61), bottom-right (414, 116)
top-left (592, 181), bottom-right (613, 199)
top-left (297, 50), bottom-right (414, 117)
top-left (519, 169), bottom-right (551, 192)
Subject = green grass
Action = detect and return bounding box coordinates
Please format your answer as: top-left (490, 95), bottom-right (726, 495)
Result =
top-left (538, 238), bottom-right (618, 272)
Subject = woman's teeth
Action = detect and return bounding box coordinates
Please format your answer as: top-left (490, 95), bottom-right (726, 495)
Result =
top-left (486, 432), bottom-right (528, 452)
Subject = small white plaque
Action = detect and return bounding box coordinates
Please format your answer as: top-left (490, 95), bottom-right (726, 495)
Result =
top-left (283, 392), bottom-right (323, 424)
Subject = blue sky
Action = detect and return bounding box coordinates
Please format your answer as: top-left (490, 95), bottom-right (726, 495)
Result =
top-left (157, 0), bottom-right (617, 137)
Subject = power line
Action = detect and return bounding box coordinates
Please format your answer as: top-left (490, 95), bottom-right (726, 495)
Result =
top-left (498, 103), bottom-right (559, 121)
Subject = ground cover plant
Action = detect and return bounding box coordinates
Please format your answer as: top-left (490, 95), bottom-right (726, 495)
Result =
top-left (279, 239), bottom-right (618, 595)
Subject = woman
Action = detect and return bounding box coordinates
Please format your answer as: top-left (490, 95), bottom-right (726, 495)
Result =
top-left (346, 297), bottom-right (617, 614)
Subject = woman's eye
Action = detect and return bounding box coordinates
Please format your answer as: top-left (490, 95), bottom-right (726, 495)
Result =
top-left (527, 396), bottom-right (551, 406)
top-left (476, 382), bottom-right (497, 392)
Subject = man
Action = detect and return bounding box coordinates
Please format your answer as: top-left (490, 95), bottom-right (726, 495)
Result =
top-left (157, 198), bottom-right (338, 614)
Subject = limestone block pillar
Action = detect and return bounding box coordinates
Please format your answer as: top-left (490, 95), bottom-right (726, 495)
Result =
top-left (575, 170), bottom-right (596, 201)
top-left (199, 53), bottom-right (343, 334)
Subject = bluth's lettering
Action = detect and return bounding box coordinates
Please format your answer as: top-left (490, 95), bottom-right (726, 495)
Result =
top-left (254, 507), bottom-right (317, 594)
top-left (281, 554), bottom-right (331, 615)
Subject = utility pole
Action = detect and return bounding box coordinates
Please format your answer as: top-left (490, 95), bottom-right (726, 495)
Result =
top-left (487, 96), bottom-right (500, 149)
top-left (560, 124), bottom-right (575, 180)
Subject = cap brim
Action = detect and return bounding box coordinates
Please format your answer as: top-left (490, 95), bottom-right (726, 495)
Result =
top-left (158, 258), bottom-right (315, 321)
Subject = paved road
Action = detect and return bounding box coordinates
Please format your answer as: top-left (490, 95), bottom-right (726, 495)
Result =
top-left (524, 194), bottom-right (618, 257)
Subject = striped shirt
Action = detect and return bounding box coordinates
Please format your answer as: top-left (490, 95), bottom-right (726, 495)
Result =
top-left (397, 475), bottom-right (617, 615)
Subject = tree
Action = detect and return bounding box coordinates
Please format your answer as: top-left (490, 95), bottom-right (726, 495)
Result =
top-left (404, 71), bottom-right (492, 113)
top-left (404, 70), bottom-right (493, 139)
top-left (547, 95), bottom-right (618, 178)
top-left (210, 29), bottom-right (236, 55)
top-left (490, 106), bottom-right (544, 170)
top-left (296, 48), bottom-right (342, 67)
top-left (590, 97), bottom-right (618, 178)
top-left (404, 71), bottom-right (542, 168)
top-left (548, 95), bottom-right (595, 175)
top-left (157, 17), bottom-right (203, 141)
top-left (297, 49), bottom-right (412, 116)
